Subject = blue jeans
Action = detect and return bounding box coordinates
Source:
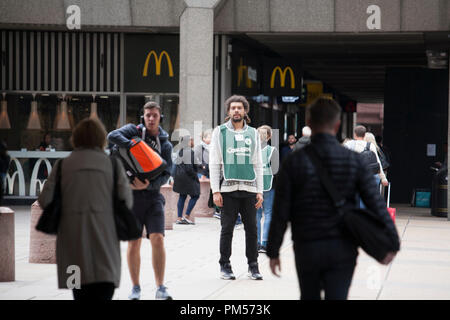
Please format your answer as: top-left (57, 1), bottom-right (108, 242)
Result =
top-left (177, 194), bottom-right (199, 218)
top-left (359, 174), bottom-right (381, 209)
top-left (256, 189), bottom-right (275, 245)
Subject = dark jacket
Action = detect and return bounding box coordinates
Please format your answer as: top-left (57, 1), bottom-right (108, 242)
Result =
top-left (107, 124), bottom-right (173, 192)
top-left (173, 147), bottom-right (200, 196)
top-left (267, 133), bottom-right (399, 258)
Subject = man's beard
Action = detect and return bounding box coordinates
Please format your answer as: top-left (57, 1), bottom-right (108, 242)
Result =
top-left (232, 115), bottom-right (243, 123)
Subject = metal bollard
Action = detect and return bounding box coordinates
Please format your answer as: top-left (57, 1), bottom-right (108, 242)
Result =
top-left (161, 184), bottom-right (175, 230)
top-left (29, 201), bottom-right (56, 264)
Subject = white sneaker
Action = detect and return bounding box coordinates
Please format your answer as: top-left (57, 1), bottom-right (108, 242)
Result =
top-left (128, 285), bottom-right (141, 300)
top-left (183, 217), bottom-right (195, 225)
top-left (155, 285), bottom-right (173, 300)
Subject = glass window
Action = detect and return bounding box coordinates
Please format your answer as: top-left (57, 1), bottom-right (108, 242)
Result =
top-left (0, 93), bottom-right (120, 152)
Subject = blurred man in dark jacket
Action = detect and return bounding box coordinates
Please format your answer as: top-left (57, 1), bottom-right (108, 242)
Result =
top-left (267, 97), bottom-right (399, 300)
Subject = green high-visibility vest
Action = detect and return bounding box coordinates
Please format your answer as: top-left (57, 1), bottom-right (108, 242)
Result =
top-left (220, 124), bottom-right (257, 182)
top-left (262, 145), bottom-right (275, 191)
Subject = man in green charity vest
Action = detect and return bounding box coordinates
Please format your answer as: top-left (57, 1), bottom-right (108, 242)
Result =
top-left (209, 95), bottom-right (264, 281)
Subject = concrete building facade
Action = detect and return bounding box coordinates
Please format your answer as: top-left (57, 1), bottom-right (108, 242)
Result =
top-left (0, 0), bottom-right (449, 209)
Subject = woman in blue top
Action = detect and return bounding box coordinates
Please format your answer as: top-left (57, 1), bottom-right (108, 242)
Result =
top-left (256, 125), bottom-right (279, 253)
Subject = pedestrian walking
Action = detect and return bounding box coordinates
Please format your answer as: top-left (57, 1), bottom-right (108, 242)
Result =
top-left (281, 134), bottom-right (297, 162)
top-left (194, 129), bottom-right (220, 218)
top-left (267, 97), bottom-right (399, 300)
top-left (294, 126), bottom-right (311, 150)
top-left (107, 101), bottom-right (173, 300)
top-left (38, 118), bottom-right (133, 300)
top-left (209, 95), bottom-right (264, 281)
top-left (194, 129), bottom-right (212, 180)
top-left (256, 125), bottom-right (279, 253)
top-left (366, 133), bottom-right (389, 176)
top-left (173, 135), bottom-right (199, 225)
top-left (0, 141), bottom-right (10, 203)
top-left (344, 125), bottom-right (388, 208)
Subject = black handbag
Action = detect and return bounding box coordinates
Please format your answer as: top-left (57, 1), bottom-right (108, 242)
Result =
top-left (305, 146), bottom-right (400, 264)
top-left (111, 156), bottom-right (142, 241)
top-left (36, 159), bottom-right (63, 235)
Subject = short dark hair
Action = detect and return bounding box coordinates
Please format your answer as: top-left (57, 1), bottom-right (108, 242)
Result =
top-left (71, 118), bottom-right (107, 149)
top-left (306, 97), bottom-right (342, 130)
top-left (224, 95), bottom-right (251, 123)
top-left (354, 125), bottom-right (367, 138)
top-left (143, 101), bottom-right (161, 114)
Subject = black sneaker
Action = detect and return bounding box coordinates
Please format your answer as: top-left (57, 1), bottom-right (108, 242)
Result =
top-left (220, 263), bottom-right (236, 280)
top-left (248, 262), bottom-right (263, 280)
top-left (258, 245), bottom-right (267, 253)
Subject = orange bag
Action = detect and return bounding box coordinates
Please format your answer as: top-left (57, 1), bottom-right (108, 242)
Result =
top-left (116, 137), bottom-right (167, 182)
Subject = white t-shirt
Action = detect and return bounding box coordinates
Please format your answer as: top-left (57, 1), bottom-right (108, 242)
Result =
top-left (344, 139), bottom-right (386, 181)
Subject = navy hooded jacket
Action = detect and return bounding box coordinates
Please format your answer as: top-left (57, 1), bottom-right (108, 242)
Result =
top-left (107, 123), bottom-right (173, 192)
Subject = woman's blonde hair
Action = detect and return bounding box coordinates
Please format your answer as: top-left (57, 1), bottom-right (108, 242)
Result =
top-left (201, 129), bottom-right (213, 141)
top-left (257, 125), bottom-right (272, 142)
top-left (364, 132), bottom-right (380, 152)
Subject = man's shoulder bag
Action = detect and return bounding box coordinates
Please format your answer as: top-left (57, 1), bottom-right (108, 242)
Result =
top-left (305, 146), bottom-right (400, 264)
top-left (111, 156), bottom-right (142, 241)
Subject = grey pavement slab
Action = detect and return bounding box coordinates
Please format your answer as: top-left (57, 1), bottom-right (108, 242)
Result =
top-left (1, 204), bottom-right (450, 300)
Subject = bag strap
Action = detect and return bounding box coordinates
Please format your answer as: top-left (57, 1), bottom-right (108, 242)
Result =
top-left (304, 146), bottom-right (346, 211)
top-left (110, 156), bottom-right (118, 197)
top-left (364, 142), bottom-right (370, 151)
top-left (55, 158), bottom-right (63, 196)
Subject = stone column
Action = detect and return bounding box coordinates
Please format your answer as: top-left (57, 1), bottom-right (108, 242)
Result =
top-left (179, 1), bottom-right (220, 142)
top-left (0, 207), bottom-right (14, 282)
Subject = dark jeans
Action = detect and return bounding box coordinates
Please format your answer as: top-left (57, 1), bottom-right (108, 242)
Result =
top-left (294, 238), bottom-right (358, 300)
top-left (219, 191), bottom-right (258, 265)
top-left (72, 282), bottom-right (115, 300)
top-left (177, 194), bottom-right (199, 218)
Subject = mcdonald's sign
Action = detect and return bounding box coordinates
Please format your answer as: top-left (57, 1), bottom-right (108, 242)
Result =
top-left (263, 59), bottom-right (301, 96)
top-left (232, 54), bottom-right (260, 96)
top-left (125, 34), bottom-right (179, 93)
top-left (270, 66), bottom-right (295, 89)
top-left (142, 51), bottom-right (174, 78)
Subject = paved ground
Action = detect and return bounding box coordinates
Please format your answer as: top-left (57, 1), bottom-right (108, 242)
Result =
top-left (1, 203), bottom-right (450, 300)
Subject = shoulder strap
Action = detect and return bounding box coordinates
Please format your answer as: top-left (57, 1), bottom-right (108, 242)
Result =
top-left (110, 156), bottom-right (118, 196)
top-left (304, 146), bottom-right (345, 210)
top-left (364, 142), bottom-right (370, 151)
top-left (56, 158), bottom-right (63, 191)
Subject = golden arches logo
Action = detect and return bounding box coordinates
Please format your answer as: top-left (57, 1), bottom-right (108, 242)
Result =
top-left (270, 66), bottom-right (295, 89)
top-left (142, 50), bottom-right (174, 77)
top-left (237, 58), bottom-right (252, 88)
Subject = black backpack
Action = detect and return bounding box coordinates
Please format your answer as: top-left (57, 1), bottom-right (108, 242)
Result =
top-left (378, 149), bottom-right (390, 170)
top-left (360, 142), bottom-right (380, 175)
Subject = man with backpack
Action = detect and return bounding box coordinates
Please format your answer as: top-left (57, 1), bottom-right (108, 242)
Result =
top-left (107, 101), bottom-right (173, 300)
top-left (344, 126), bottom-right (388, 208)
